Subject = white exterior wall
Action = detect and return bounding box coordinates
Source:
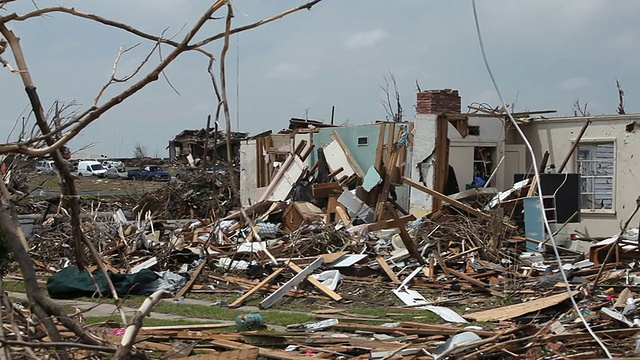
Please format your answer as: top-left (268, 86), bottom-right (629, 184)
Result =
top-left (239, 139), bottom-right (259, 207)
top-left (515, 114), bottom-right (640, 237)
top-left (409, 114), bottom-right (437, 217)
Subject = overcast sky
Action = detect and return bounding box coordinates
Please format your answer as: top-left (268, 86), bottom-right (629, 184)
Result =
top-left (1, 0), bottom-right (639, 158)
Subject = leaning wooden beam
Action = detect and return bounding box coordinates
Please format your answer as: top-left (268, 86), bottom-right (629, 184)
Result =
top-left (376, 256), bottom-right (401, 284)
top-left (386, 202), bottom-right (425, 265)
top-left (558, 118), bottom-right (591, 173)
top-left (287, 262), bottom-right (342, 301)
top-left (401, 176), bottom-right (516, 230)
top-left (228, 267), bottom-right (285, 308)
top-left (260, 257), bottom-right (324, 309)
top-left (173, 260), bottom-right (207, 300)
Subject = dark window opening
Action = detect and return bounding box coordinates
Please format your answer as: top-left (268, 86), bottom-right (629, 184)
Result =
top-left (357, 136), bottom-right (368, 146)
top-left (469, 126), bottom-right (480, 136)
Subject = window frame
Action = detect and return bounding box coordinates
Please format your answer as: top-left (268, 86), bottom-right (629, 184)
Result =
top-left (574, 138), bottom-right (616, 214)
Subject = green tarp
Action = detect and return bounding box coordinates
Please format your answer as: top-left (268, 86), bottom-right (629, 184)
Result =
top-left (46, 266), bottom-right (158, 299)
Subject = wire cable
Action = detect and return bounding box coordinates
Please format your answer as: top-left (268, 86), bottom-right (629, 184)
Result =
top-left (471, 1), bottom-right (612, 357)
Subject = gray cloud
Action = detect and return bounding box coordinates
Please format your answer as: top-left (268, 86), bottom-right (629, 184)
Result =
top-left (1, 0), bottom-right (639, 157)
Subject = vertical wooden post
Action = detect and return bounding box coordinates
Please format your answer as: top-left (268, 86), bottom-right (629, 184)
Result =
top-left (433, 115), bottom-right (449, 210)
top-left (202, 114), bottom-right (211, 169)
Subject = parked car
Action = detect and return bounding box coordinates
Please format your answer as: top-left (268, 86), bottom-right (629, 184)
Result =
top-left (127, 165), bottom-right (170, 181)
top-left (77, 160), bottom-right (107, 177)
top-left (35, 160), bottom-right (55, 174)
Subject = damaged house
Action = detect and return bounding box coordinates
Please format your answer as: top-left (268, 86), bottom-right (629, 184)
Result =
top-left (169, 128), bottom-right (248, 163)
top-left (239, 89), bottom-right (639, 240)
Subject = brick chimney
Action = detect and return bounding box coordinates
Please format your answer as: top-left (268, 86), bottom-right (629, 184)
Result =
top-left (416, 89), bottom-right (461, 115)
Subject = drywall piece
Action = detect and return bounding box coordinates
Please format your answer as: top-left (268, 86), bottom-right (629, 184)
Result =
top-left (363, 165), bottom-right (382, 192)
top-left (419, 305), bottom-right (467, 324)
top-left (394, 266), bottom-right (429, 306)
top-left (393, 287), bottom-right (429, 307)
top-left (328, 254), bottom-right (367, 268)
top-left (465, 291), bottom-right (577, 322)
top-left (259, 257), bottom-right (324, 309)
top-left (331, 130), bottom-right (366, 178)
top-left (337, 190), bottom-right (374, 222)
top-left (259, 154), bottom-right (306, 202)
top-left (324, 140), bottom-right (357, 179)
top-left (130, 257), bottom-right (158, 274)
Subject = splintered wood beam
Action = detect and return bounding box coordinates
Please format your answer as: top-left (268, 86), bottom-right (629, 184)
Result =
top-left (375, 256), bottom-right (401, 284)
top-left (259, 257), bottom-right (324, 309)
top-left (173, 260), bottom-right (207, 300)
top-left (385, 202), bottom-right (425, 265)
top-left (287, 262), bottom-right (342, 301)
top-left (228, 267), bottom-right (285, 308)
top-left (447, 268), bottom-right (504, 298)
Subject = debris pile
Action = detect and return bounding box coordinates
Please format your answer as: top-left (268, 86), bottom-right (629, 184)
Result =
top-left (9, 125), bottom-right (640, 358)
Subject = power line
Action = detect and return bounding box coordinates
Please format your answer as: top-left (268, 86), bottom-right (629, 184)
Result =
top-left (471, 1), bottom-right (612, 357)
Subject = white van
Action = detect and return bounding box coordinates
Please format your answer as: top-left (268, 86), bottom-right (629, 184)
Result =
top-left (77, 160), bottom-right (107, 177)
top-left (35, 160), bottom-right (55, 174)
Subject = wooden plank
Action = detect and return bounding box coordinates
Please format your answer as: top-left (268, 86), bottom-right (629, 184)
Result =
top-left (260, 258), bottom-right (324, 309)
top-left (373, 148), bottom-right (400, 221)
top-left (465, 291), bottom-right (578, 321)
top-left (209, 338), bottom-right (322, 360)
top-left (433, 115), bottom-right (449, 210)
top-left (374, 122), bottom-right (387, 172)
top-left (375, 256), bottom-right (400, 284)
top-left (367, 214), bottom-right (416, 231)
top-left (228, 267), bottom-right (285, 308)
top-left (402, 176), bottom-right (516, 229)
top-left (334, 206), bottom-right (352, 228)
top-left (174, 260), bottom-right (207, 300)
top-left (332, 322), bottom-right (496, 337)
top-left (174, 348), bottom-right (259, 360)
top-left (331, 130), bottom-right (365, 178)
top-left (287, 262), bottom-right (342, 301)
top-left (446, 268), bottom-right (503, 297)
top-left (140, 323), bottom-right (234, 332)
top-left (385, 202), bottom-right (425, 265)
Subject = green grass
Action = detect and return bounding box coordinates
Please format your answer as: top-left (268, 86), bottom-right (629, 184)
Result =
top-left (4, 281), bottom-right (26, 293)
top-left (151, 302), bottom-right (314, 326)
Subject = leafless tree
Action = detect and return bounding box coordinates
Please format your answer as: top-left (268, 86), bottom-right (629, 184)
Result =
top-left (379, 71), bottom-right (403, 122)
top-left (0, 0), bottom-right (323, 358)
top-left (132, 143), bottom-right (148, 158)
top-left (573, 99), bottom-right (590, 116)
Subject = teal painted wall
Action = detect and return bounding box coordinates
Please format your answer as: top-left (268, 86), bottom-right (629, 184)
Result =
top-left (308, 124), bottom-right (385, 171)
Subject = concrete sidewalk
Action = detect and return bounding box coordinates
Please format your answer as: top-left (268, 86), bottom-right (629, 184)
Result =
top-left (7, 291), bottom-right (236, 326)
